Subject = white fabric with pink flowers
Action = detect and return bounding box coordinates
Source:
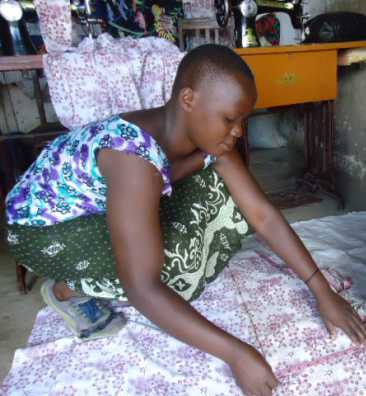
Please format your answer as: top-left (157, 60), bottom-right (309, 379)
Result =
top-left (34, 0), bottom-right (185, 130)
top-left (2, 212), bottom-right (366, 395)
top-left (42, 34), bottom-right (184, 130)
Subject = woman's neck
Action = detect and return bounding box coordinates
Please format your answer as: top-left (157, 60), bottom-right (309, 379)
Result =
top-left (120, 103), bottom-right (196, 162)
top-left (158, 101), bottom-right (196, 161)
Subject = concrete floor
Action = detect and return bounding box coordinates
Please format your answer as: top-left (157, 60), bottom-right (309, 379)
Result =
top-left (0, 147), bottom-right (345, 384)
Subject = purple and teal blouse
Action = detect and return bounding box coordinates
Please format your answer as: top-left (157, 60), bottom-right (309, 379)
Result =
top-left (6, 115), bottom-right (172, 226)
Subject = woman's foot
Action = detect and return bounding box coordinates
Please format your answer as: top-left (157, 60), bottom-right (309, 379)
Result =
top-left (53, 281), bottom-right (81, 301)
top-left (41, 280), bottom-right (117, 338)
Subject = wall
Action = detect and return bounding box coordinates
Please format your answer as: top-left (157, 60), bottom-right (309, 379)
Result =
top-left (321, 0), bottom-right (366, 210)
top-left (336, 63), bottom-right (366, 210)
top-left (283, 0), bottom-right (366, 210)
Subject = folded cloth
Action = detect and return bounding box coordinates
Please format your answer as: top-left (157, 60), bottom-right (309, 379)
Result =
top-left (42, 34), bottom-right (184, 130)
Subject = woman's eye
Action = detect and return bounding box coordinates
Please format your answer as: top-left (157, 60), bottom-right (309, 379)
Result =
top-left (225, 117), bottom-right (235, 123)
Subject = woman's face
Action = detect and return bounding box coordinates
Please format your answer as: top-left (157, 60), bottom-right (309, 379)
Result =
top-left (187, 73), bottom-right (257, 157)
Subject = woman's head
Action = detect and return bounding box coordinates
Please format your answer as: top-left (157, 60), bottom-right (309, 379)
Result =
top-left (172, 44), bottom-right (257, 156)
top-left (172, 44), bottom-right (255, 94)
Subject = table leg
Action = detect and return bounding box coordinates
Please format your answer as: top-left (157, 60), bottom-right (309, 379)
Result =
top-left (297, 100), bottom-right (344, 207)
top-left (16, 263), bottom-right (28, 294)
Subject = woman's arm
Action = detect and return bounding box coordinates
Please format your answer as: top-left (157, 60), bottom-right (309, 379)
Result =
top-left (214, 148), bottom-right (329, 295)
top-left (98, 149), bottom-right (278, 396)
top-left (98, 149), bottom-right (242, 361)
top-left (214, 148), bottom-right (366, 343)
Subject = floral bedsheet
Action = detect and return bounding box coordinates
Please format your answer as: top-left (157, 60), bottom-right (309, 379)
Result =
top-left (2, 213), bottom-right (366, 395)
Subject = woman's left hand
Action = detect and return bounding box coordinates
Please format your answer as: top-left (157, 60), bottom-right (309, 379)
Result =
top-left (317, 289), bottom-right (366, 344)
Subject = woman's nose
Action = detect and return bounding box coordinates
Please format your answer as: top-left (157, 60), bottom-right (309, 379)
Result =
top-left (230, 124), bottom-right (243, 138)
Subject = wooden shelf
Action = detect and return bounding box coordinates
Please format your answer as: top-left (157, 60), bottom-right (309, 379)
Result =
top-left (0, 55), bottom-right (43, 72)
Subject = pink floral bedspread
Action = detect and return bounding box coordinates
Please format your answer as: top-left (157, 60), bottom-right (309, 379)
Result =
top-left (2, 213), bottom-right (366, 395)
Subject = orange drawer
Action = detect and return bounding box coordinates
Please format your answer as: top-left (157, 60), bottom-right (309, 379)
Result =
top-left (237, 50), bottom-right (338, 109)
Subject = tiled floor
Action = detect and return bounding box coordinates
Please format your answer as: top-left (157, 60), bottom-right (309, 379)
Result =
top-left (0, 147), bottom-right (345, 383)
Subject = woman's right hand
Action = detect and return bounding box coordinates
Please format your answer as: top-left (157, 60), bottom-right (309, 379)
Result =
top-left (229, 343), bottom-right (279, 396)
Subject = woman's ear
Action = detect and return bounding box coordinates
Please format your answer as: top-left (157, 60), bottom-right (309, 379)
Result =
top-left (178, 87), bottom-right (196, 112)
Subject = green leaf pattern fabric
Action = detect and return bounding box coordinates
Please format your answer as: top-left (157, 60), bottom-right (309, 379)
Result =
top-left (7, 168), bottom-right (248, 302)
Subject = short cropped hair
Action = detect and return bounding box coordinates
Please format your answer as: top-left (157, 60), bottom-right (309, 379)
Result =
top-left (172, 44), bottom-right (254, 96)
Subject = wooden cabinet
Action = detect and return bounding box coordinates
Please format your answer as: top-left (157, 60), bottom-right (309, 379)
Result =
top-left (235, 41), bottom-right (366, 109)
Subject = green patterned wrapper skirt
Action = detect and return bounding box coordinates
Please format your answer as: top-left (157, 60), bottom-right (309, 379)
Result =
top-left (6, 168), bottom-right (248, 302)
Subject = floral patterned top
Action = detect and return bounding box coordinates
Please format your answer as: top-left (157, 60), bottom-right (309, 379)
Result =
top-left (6, 115), bottom-right (172, 227)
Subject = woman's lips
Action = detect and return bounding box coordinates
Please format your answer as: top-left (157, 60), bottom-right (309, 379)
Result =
top-left (222, 143), bottom-right (234, 152)
top-left (216, 142), bottom-right (235, 157)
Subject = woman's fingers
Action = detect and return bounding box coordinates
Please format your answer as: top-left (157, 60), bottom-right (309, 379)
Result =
top-left (259, 384), bottom-right (274, 396)
top-left (339, 314), bottom-right (366, 343)
top-left (247, 381), bottom-right (278, 396)
top-left (267, 376), bottom-right (279, 390)
top-left (345, 320), bottom-right (362, 343)
top-left (352, 308), bottom-right (366, 331)
top-left (350, 315), bottom-right (366, 342)
top-left (324, 320), bottom-right (336, 338)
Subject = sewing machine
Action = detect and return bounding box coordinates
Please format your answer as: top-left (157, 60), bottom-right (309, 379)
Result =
top-left (0, 0), bottom-right (37, 55)
top-left (215, 0), bottom-right (304, 47)
top-left (0, 0), bottom-right (107, 55)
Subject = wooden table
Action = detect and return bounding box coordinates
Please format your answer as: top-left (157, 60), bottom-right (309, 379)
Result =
top-left (235, 41), bottom-right (366, 109)
top-left (234, 41), bottom-right (366, 202)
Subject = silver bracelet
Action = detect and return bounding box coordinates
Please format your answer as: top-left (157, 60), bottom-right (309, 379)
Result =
top-left (203, 154), bottom-right (217, 169)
